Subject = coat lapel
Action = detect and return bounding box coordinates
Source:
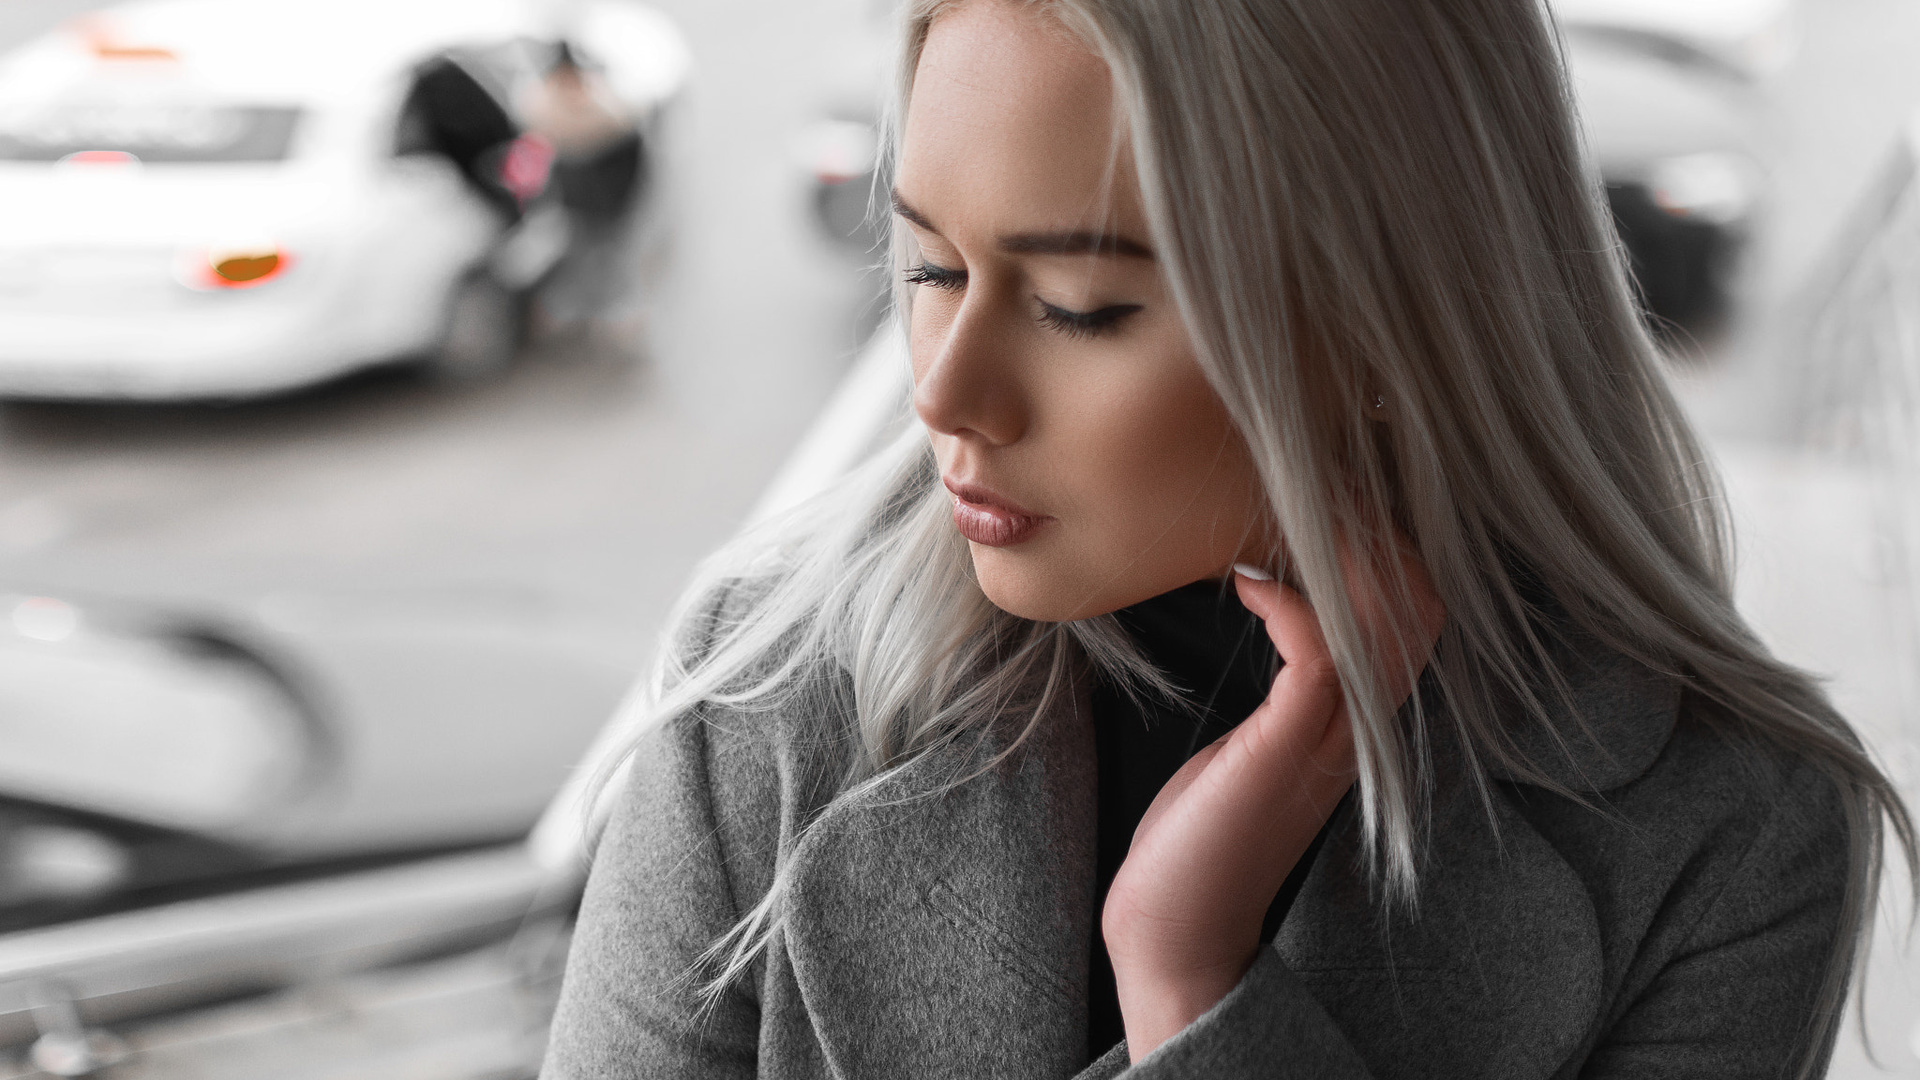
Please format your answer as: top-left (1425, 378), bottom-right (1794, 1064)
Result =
top-left (780, 684), bottom-right (1099, 1079)
top-left (1274, 769), bottom-right (1603, 1078)
top-left (1271, 639), bottom-right (1682, 1079)
top-left (1493, 636), bottom-right (1681, 790)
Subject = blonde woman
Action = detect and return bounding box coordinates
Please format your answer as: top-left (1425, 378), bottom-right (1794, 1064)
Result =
top-left (541, 0), bottom-right (1912, 1076)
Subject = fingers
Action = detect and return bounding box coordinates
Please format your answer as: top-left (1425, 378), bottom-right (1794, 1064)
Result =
top-left (1233, 569), bottom-right (1348, 767)
top-left (1231, 570), bottom-right (1327, 669)
top-left (1239, 532), bottom-right (1446, 681)
top-left (1233, 537), bottom-right (1443, 752)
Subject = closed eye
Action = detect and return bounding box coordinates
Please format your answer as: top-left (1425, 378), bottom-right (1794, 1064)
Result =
top-left (1036, 299), bottom-right (1142, 339)
top-left (903, 262), bottom-right (966, 290)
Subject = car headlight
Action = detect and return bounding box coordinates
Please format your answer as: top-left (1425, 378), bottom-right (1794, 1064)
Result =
top-left (1647, 152), bottom-right (1759, 227)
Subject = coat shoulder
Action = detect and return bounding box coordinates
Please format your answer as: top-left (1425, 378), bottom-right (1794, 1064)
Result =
top-left (1513, 689), bottom-right (1850, 873)
top-left (1503, 690), bottom-right (1853, 1034)
top-left (640, 661), bottom-right (855, 918)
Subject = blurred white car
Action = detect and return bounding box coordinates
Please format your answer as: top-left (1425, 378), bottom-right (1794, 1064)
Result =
top-left (0, 0), bottom-right (689, 401)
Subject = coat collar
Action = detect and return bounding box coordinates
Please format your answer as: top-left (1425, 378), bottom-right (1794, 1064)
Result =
top-left (779, 640), bottom-right (1676, 1078)
top-left (1269, 750), bottom-right (1603, 1077)
top-left (1489, 629), bottom-right (1683, 792)
top-left (780, 686), bottom-right (1101, 1078)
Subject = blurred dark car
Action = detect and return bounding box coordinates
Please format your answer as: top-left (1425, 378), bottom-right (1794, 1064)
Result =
top-left (1558, 0), bottom-right (1786, 329)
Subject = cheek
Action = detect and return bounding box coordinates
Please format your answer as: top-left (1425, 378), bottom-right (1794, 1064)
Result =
top-left (1048, 350), bottom-right (1264, 570)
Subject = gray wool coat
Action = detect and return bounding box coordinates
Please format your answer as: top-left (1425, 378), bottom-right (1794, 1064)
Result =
top-left (540, 640), bottom-right (1850, 1079)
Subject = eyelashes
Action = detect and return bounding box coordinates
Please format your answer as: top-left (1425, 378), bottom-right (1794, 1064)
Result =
top-left (1036, 299), bottom-right (1144, 339)
top-left (902, 261), bottom-right (1143, 339)
top-left (903, 262), bottom-right (966, 290)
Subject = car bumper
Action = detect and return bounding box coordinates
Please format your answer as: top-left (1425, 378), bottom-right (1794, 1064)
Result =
top-left (0, 301), bottom-right (434, 401)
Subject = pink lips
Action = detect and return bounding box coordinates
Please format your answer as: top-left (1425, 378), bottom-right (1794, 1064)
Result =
top-left (944, 477), bottom-right (1052, 547)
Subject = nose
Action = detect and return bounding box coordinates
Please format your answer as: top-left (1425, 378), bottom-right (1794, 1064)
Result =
top-left (911, 295), bottom-right (1028, 446)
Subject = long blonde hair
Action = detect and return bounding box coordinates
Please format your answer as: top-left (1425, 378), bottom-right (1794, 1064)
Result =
top-left (605, 0), bottom-right (1912, 1069)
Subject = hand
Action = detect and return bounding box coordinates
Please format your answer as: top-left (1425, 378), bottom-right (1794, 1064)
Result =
top-left (1101, 543), bottom-right (1445, 1061)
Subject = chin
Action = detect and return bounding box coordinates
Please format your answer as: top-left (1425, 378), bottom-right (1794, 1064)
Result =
top-left (970, 547), bottom-right (1105, 623)
top-left (969, 538), bottom-right (1245, 623)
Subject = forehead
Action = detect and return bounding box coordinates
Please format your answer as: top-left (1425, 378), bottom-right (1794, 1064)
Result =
top-left (898, 1), bottom-right (1137, 234)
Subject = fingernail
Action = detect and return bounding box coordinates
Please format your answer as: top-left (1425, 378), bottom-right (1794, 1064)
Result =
top-left (1232, 562), bottom-right (1273, 581)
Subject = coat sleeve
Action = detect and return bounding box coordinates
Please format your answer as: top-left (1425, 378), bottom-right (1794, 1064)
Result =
top-left (1076, 761), bottom-right (1852, 1080)
top-left (1070, 949), bottom-right (1375, 1079)
top-left (540, 709), bottom-right (761, 1080)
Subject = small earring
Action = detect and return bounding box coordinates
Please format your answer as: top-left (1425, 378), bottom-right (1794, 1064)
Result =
top-left (1371, 394), bottom-right (1385, 410)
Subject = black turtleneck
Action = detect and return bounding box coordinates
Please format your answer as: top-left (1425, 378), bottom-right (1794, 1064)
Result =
top-left (1085, 579), bottom-right (1338, 1063)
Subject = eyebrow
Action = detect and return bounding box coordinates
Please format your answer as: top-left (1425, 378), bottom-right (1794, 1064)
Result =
top-left (891, 190), bottom-right (1154, 260)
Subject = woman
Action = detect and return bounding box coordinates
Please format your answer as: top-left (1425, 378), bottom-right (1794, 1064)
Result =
top-left (541, 0), bottom-right (1913, 1076)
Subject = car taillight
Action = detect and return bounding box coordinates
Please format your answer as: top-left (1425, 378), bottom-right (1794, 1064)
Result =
top-left (1648, 153), bottom-right (1759, 227)
top-left (178, 245), bottom-right (292, 290)
top-left (73, 16), bottom-right (179, 63)
top-left (58, 150), bottom-right (140, 168)
top-left (212, 251), bottom-right (283, 284)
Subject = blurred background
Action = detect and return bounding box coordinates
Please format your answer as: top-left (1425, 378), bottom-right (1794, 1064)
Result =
top-left (1, 0), bottom-right (1919, 1076)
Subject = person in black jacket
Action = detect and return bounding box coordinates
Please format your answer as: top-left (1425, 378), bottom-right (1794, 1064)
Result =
top-left (395, 54), bottom-right (521, 221)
